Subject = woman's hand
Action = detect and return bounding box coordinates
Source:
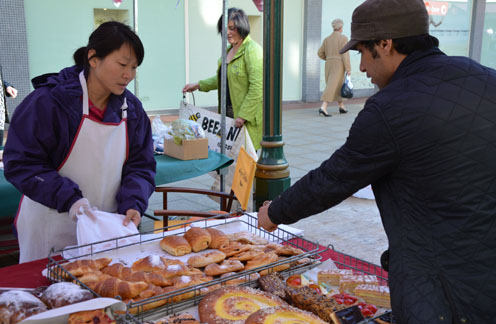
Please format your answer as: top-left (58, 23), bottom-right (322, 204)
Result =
top-left (235, 117), bottom-right (246, 128)
top-left (124, 209), bottom-right (141, 227)
top-left (6, 86), bottom-right (17, 98)
top-left (346, 71), bottom-right (351, 76)
top-left (182, 83), bottom-right (200, 93)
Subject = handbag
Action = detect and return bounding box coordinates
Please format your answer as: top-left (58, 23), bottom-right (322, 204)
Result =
top-left (340, 73), bottom-right (354, 99)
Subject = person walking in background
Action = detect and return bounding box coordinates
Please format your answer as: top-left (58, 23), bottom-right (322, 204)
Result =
top-left (3, 21), bottom-right (156, 263)
top-left (182, 7), bottom-right (263, 150)
top-left (318, 18), bottom-right (351, 117)
top-left (0, 65), bottom-right (18, 147)
top-left (258, 0), bottom-right (496, 322)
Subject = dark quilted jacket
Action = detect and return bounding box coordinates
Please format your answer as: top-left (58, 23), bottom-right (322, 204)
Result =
top-left (269, 47), bottom-right (496, 324)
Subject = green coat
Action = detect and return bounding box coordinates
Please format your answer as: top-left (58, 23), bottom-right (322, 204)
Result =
top-left (198, 35), bottom-right (263, 150)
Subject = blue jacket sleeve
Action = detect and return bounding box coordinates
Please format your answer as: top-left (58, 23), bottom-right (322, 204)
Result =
top-left (116, 97), bottom-right (156, 216)
top-left (3, 89), bottom-right (83, 212)
top-left (268, 100), bottom-right (400, 225)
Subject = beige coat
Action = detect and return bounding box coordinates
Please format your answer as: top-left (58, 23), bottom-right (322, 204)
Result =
top-left (318, 31), bottom-right (351, 102)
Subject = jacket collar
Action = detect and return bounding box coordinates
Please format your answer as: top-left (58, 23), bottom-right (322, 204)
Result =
top-left (390, 47), bottom-right (446, 83)
top-left (227, 35), bottom-right (253, 61)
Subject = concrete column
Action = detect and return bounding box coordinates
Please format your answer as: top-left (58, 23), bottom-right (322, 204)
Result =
top-left (302, 0), bottom-right (322, 103)
top-left (468, 0), bottom-right (486, 63)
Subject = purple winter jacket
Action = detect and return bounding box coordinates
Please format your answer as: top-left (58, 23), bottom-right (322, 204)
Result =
top-left (3, 65), bottom-right (156, 216)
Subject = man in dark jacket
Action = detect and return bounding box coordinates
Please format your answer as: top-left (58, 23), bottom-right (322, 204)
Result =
top-left (257, 0), bottom-right (496, 323)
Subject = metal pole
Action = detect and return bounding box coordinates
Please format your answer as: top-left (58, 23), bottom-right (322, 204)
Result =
top-left (219, 1), bottom-right (228, 200)
top-left (254, 0), bottom-right (290, 210)
top-left (133, 0), bottom-right (139, 96)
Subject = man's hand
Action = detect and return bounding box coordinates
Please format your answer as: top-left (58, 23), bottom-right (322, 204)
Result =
top-left (257, 201), bottom-right (278, 232)
top-left (6, 86), bottom-right (17, 98)
top-left (124, 209), bottom-right (141, 227)
top-left (235, 117), bottom-right (246, 128)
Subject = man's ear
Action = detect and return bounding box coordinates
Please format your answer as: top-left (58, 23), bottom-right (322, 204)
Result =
top-left (378, 39), bottom-right (394, 55)
top-left (87, 49), bottom-right (97, 67)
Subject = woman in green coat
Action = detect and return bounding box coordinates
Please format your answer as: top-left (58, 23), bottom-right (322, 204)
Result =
top-left (183, 8), bottom-right (263, 150)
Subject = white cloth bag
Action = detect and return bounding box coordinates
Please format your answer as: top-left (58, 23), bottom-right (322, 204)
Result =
top-left (76, 210), bottom-right (139, 256)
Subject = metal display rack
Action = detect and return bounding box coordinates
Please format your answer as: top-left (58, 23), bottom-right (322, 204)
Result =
top-left (46, 213), bottom-right (323, 321)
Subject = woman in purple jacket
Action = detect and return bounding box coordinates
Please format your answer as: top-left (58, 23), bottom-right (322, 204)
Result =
top-left (3, 21), bottom-right (156, 263)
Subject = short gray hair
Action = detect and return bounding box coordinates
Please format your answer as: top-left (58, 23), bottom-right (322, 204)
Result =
top-left (332, 19), bottom-right (344, 31)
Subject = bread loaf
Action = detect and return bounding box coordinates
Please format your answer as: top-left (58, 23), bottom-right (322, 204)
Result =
top-left (0, 290), bottom-right (48, 324)
top-left (184, 227), bottom-right (211, 252)
top-left (41, 282), bottom-right (94, 309)
top-left (206, 227), bottom-right (229, 249)
top-left (160, 235), bottom-right (192, 256)
top-left (187, 250), bottom-right (226, 268)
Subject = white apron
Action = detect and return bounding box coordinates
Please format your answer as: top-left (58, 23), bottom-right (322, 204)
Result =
top-left (15, 71), bottom-right (128, 263)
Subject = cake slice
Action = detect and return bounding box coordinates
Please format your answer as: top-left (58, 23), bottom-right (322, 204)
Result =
top-left (354, 284), bottom-right (391, 309)
top-left (318, 269), bottom-right (353, 287)
top-left (339, 275), bottom-right (379, 294)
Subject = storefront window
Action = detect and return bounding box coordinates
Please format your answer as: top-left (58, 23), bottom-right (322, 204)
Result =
top-left (481, 0), bottom-right (496, 69)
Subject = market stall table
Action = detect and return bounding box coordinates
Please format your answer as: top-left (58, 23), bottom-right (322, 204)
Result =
top-left (0, 150), bottom-right (233, 220)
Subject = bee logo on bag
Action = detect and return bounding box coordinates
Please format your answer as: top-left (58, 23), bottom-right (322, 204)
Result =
top-left (188, 112), bottom-right (201, 122)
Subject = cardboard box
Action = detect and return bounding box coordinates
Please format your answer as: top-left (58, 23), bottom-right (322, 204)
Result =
top-left (163, 137), bottom-right (208, 160)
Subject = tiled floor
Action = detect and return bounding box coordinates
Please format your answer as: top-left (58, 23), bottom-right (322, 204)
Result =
top-left (1, 97), bottom-right (389, 267)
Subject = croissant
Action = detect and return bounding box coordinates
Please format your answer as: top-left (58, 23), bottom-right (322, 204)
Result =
top-left (156, 264), bottom-right (203, 279)
top-left (62, 258), bottom-right (112, 277)
top-left (206, 227), bottom-right (229, 249)
top-left (187, 250), bottom-right (226, 268)
top-left (184, 227), bottom-right (211, 252)
top-left (90, 276), bottom-right (148, 299)
top-left (127, 284), bottom-right (167, 314)
top-left (102, 263), bottom-right (173, 287)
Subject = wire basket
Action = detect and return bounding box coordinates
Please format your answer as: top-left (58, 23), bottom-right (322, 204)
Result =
top-left (47, 212), bottom-right (323, 320)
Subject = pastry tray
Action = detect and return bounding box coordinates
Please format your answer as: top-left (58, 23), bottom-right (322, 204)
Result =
top-left (46, 212), bottom-right (322, 320)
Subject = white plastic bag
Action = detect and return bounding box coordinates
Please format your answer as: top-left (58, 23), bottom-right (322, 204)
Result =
top-left (76, 210), bottom-right (139, 256)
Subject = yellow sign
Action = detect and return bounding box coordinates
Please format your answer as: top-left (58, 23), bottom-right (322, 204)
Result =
top-left (231, 146), bottom-right (257, 210)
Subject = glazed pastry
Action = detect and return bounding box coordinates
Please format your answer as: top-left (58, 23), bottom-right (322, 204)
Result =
top-left (220, 272), bottom-right (261, 286)
top-left (244, 252), bottom-right (278, 271)
top-left (204, 259), bottom-right (244, 276)
top-left (184, 227), bottom-right (212, 252)
top-left (198, 286), bottom-right (286, 324)
top-left (160, 236), bottom-right (192, 256)
top-left (187, 250), bottom-right (226, 268)
top-left (68, 309), bottom-right (116, 324)
top-left (218, 242), bottom-right (252, 257)
top-left (228, 249), bottom-right (264, 262)
top-left (245, 305), bottom-right (328, 324)
top-left (265, 243), bottom-right (304, 256)
top-left (0, 290), bottom-right (48, 324)
top-left (258, 256), bottom-right (291, 276)
top-left (62, 258), bottom-right (112, 278)
top-left (206, 227), bottom-right (230, 249)
top-left (41, 282), bottom-right (93, 309)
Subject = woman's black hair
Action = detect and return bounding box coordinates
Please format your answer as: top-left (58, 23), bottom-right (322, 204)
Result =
top-left (359, 34), bottom-right (439, 58)
top-left (217, 7), bottom-right (250, 39)
top-left (73, 21), bottom-right (144, 67)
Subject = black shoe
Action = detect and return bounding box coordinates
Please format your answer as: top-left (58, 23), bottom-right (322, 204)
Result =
top-left (319, 109), bottom-right (331, 117)
top-left (339, 107), bottom-right (348, 114)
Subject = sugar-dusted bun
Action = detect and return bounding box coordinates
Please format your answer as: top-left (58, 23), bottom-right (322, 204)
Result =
top-left (187, 250), bottom-right (226, 268)
top-left (160, 235), bottom-right (192, 256)
top-left (184, 227), bottom-right (212, 252)
top-left (41, 282), bottom-right (94, 309)
top-left (204, 259), bottom-right (244, 276)
top-left (206, 227), bottom-right (230, 249)
top-left (0, 290), bottom-right (48, 324)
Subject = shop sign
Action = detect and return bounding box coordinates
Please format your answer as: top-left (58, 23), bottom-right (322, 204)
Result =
top-left (424, 1), bottom-right (449, 16)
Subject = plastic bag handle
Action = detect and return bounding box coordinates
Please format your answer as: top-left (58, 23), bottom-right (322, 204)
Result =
top-left (182, 92), bottom-right (196, 106)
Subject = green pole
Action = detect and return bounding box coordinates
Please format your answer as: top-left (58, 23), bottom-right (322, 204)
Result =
top-left (254, 0), bottom-right (290, 210)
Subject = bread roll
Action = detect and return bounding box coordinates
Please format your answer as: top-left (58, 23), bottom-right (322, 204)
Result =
top-left (159, 235), bottom-right (192, 256)
top-left (187, 250), bottom-right (226, 268)
top-left (184, 227), bottom-right (211, 252)
top-left (41, 282), bottom-right (94, 309)
top-left (206, 227), bottom-right (229, 249)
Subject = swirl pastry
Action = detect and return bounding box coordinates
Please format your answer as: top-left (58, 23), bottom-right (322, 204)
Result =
top-left (204, 259), bottom-right (244, 276)
top-left (220, 272), bottom-right (261, 286)
top-left (226, 231), bottom-right (268, 245)
top-left (245, 305), bottom-right (328, 324)
top-left (206, 227), bottom-right (230, 249)
top-left (184, 227), bottom-right (212, 252)
top-left (219, 242), bottom-right (252, 257)
top-left (266, 243), bottom-right (304, 256)
top-left (187, 250), bottom-right (226, 268)
top-left (229, 249), bottom-right (264, 262)
top-left (245, 252), bottom-right (279, 271)
top-left (198, 286), bottom-right (286, 324)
